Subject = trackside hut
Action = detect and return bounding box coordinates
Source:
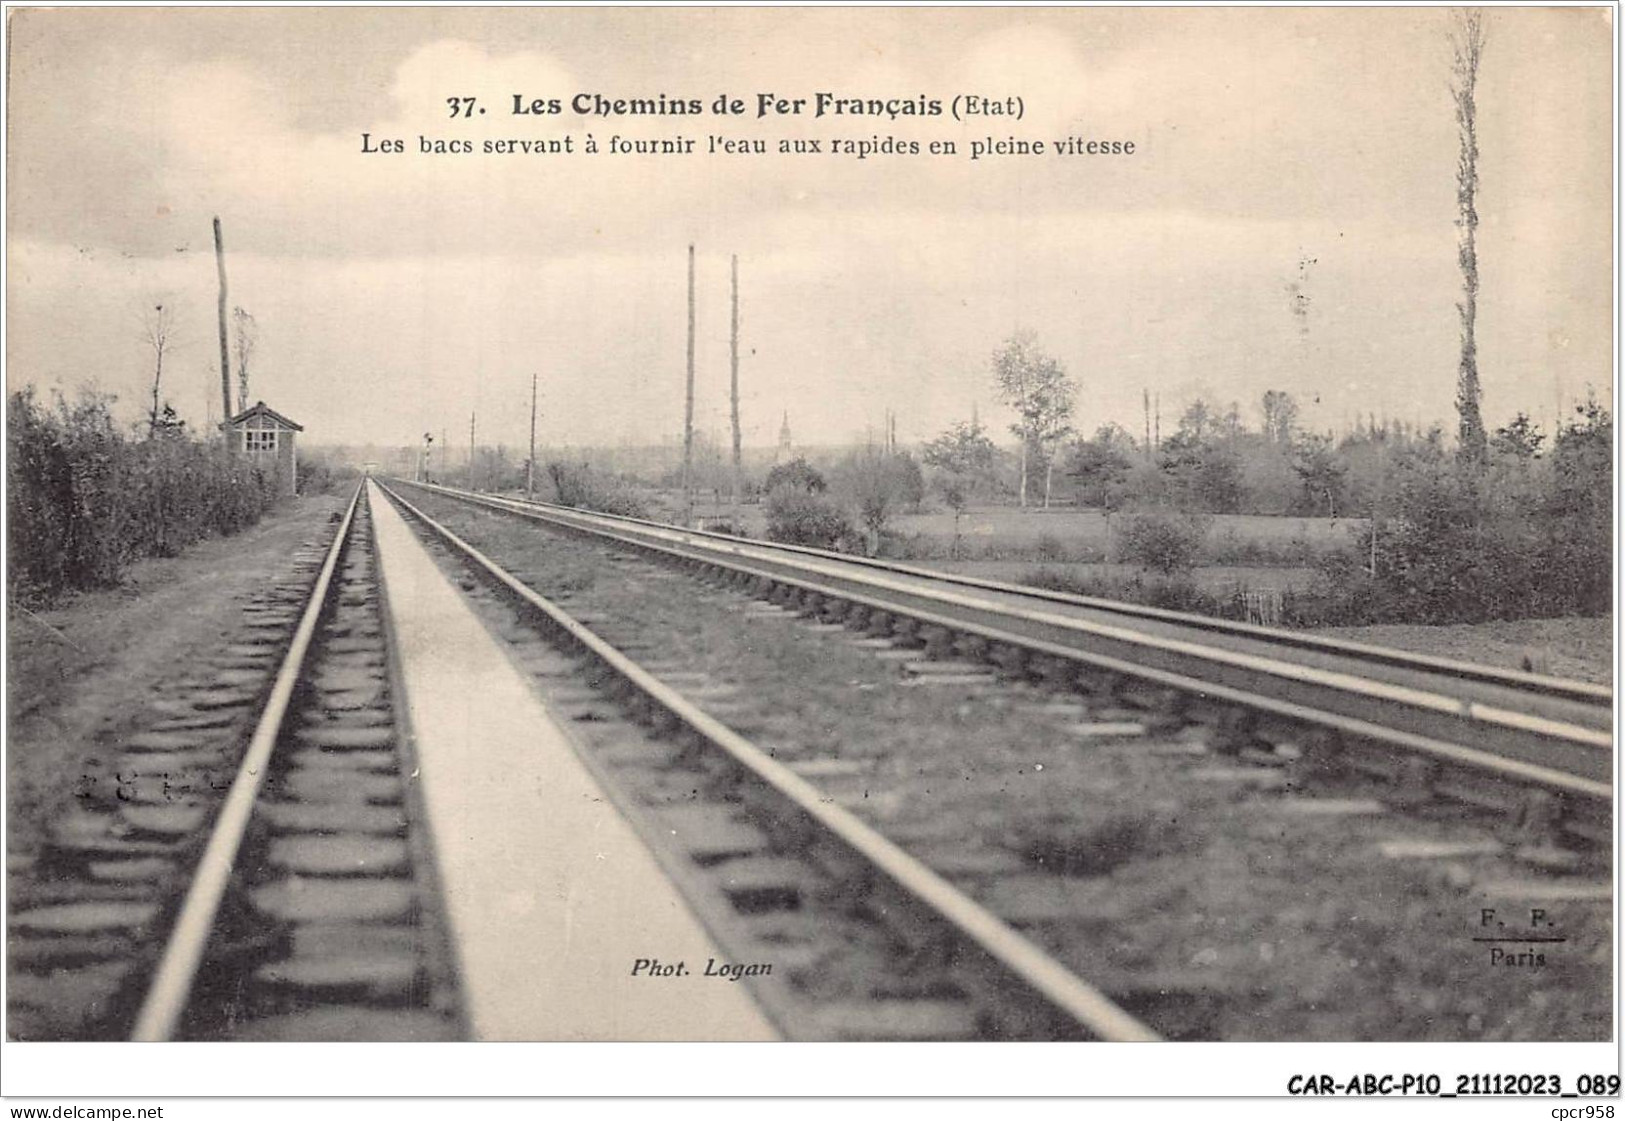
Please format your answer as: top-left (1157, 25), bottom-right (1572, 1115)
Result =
top-left (225, 401), bottom-right (303, 496)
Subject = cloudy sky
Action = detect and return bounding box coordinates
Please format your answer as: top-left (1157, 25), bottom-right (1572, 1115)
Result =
top-left (6, 7), bottom-right (1613, 453)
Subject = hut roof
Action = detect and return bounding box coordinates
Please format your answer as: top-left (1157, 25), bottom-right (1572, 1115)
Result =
top-left (225, 400), bottom-right (304, 431)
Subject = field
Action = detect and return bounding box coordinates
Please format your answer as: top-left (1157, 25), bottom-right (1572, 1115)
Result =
top-left (1312, 617), bottom-right (1614, 684)
top-left (887, 507), bottom-right (1361, 565)
top-left (649, 492), bottom-right (1362, 569)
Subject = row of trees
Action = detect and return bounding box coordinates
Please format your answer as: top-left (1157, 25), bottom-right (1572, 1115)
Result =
top-left (924, 322), bottom-right (1604, 532)
top-left (917, 381), bottom-right (1359, 520)
top-left (1061, 396), bottom-right (1379, 518)
top-left (977, 332), bottom-right (1351, 517)
top-left (907, 388), bottom-right (1611, 624)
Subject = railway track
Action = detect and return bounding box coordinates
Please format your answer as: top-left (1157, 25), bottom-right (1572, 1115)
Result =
top-left (379, 479), bottom-right (1610, 1041)
top-left (395, 480), bottom-right (1612, 844)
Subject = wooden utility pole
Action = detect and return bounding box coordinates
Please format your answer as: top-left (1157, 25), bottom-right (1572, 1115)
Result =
top-left (469, 412), bottom-right (476, 491)
top-left (683, 243), bottom-right (697, 527)
top-left (528, 372), bottom-right (538, 501)
top-left (1370, 427), bottom-right (1386, 576)
top-left (1143, 389), bottom-right (1153, 460)
top-left (729, 254), bottom-right (742, 526)
top-left (213, 218), bottom-right (232, 434)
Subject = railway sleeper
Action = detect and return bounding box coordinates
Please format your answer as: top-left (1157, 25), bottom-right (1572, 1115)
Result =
top-left (819, 597), bottom-right (858, 625)
top-left (864, 609), bottom-right (898, 637)
top-left (952, 632), bottom-right (992, 663)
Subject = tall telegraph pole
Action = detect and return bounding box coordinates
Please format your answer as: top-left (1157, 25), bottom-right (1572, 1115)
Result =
top-left (729, 254), bottom-right (742, 527)
top-left (528, 372), bottom-right (539, 501)
top-left (683, 244), bottom-right (697, 527)
top-left (213, 218), bottom-right (232, 435)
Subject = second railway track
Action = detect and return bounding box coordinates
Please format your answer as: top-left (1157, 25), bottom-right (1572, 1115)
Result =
top-left (399, 480), bottom-right (1613, 835)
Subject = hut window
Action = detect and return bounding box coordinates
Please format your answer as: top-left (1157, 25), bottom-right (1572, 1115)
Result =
top-left (245, 430), bottom-right (278, 452)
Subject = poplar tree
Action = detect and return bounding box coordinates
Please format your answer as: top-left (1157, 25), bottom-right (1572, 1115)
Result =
top-left (1451, 8), bottom-right (1488, 469)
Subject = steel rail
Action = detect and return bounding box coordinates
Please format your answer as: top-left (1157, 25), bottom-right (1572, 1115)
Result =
top-left (129, 482), bottom-right (363, 1042)
top-left (393, 481), bottom-right (1613, 796)
top-left (377, 480), bottom-right (1163, 1042)
top-left (402, 481), bottom-right (1613, 708)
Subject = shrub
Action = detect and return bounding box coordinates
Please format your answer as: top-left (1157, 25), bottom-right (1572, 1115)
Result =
top-left (1202, 528), bottom-right (1331, 567)
top-left (8, 387), bottom-right (281, 600)
top-left (1539, 398), bottom-right (1612, 615)
top-left (763, 490), bottom-right (856, 550)
top-left (544, 461), bottom-right (649, 518)
top-left (1033, 533), bottom-right (1068, 562)
top-left (8, 387), bottom-right (125, 594)
top-left (831, 450), bottom-right (926, 549)
top-left (1117, 509), bottom-right (1209, 575)
top-left (762, 457), bottom-right (826, 496)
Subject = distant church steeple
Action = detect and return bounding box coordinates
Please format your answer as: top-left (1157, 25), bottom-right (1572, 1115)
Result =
top-left (776, 410), bottom-right (793, 461)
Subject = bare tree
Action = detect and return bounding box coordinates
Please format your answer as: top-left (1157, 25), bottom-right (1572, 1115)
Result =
top-left (232, 306), bottom-right (257, 415)
top-left (1450, 8), bottom-right (1488, 468)
top-left (991, 330), bottom-right (1076, 508)
top-left (142, 302), bottom-right (179, 437)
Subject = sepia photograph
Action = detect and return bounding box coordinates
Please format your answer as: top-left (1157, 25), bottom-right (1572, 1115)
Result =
top-left (2, 1), bottom-right (1617, 1103)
